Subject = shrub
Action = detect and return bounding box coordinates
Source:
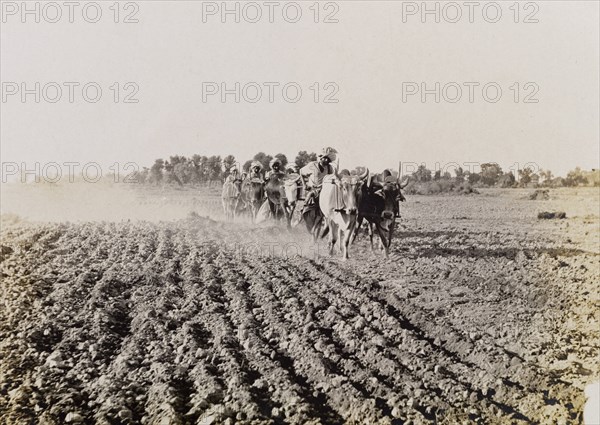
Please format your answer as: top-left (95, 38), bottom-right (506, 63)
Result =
top-left (402, 179), bottom-right (477, 195)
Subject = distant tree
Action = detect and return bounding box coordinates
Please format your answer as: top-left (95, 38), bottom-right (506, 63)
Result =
top-left (480, 163), bottom-right (503, 186)
top-left (163, 160), bottom-right (179, 185)
top-left (518, 167), bottom-right (534, 187)
top-left (565, 167), bottom-right (588, 187)
top-left (188, 155), bottom-right (203, 184)
top-left (468, 172), bottom-right (481, 185)
top-left (243, 160), bottom-right (253, 172)
top-left (442, 171), bottom-right (452, 180)
top-left (274, 153), bottom-right (288, 168)
top-left (168, 155), bottom-right (187, 178)
top-left (198, 156), bottom-right (210, 182)
top-left (413, 165), bottom-right (432, 182)
top-left (207, 155), bottom-right (222, 181)
top-left (173, 161), bottom-right (187, 185)
top-left (133, 167), bottom-right (149, 184)
top-left (174, 159), bottom-right (196, 185)
top-left (549, 177), bottom-right (566, 188)
top-left (253, 152), bottom-right (273, 171)
top-left (434, 170), bottom-right (441, 180)
top-left (498, 171), bottom-right (516, 188)
top-left (175, 155), bottom-right (188, 164)
top-left (295, 151), bottom-right (317, 168)
top-left (539, 169), bottom-right (553, 183)
top-left (455, 167), bottom-right (465, 183)
top-left (165, 155), bottom-right (189, 186)
top-left (149, 159), bottom-right (164, 185)
top-left (164, 159), bottom-right (185, 186)
top-left (585, 169), bottom-right (600, 186)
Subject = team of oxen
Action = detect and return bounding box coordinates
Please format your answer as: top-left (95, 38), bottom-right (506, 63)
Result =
top-left (222, 167), bottom-right (409, 259)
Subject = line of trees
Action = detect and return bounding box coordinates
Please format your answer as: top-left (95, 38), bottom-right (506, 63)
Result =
top-left (404, 163), bottom-right (599, 195)
top-left (409, 163), bottom-right (600, 187)
top-left (134, 155), bottom-right (599, 189)
top-left (134, 151), bottom-right (319, 185)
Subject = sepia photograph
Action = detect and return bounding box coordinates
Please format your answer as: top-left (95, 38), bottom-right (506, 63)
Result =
top-left (1, 1), bottom-right (599, 424)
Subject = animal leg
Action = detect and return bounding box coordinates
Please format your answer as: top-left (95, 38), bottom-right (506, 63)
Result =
top-left (312, 215), bottom-right (326, 242)
top-left (368, 222), bottom-right (375, 251)
top-left (351, 217), bottom-right (363, 244)
top-left (375, 223), bottom-right (389, 257)
top-left (328, 220), bottom-right (338, 256)
top-left (387, 220), bottom-right (395, 250)
top-left (286, 201), bottom-right (296, 228)
top-left (342, 221), bottom-right (356, 260)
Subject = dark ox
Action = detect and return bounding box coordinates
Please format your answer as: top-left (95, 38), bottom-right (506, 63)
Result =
top-left (352, 174), bottom-right (408, 257)
top-left (265, 174), bottom-right (293, 227)
top-left (319, 169), bottom-right (369, 259)
top-left (241, 178), bottom-right (264, 223)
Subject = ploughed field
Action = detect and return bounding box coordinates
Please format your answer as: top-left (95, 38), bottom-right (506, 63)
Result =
top-left (1, 187), bottom-right (598, 424)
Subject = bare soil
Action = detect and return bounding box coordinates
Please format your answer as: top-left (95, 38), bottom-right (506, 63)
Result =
top-left (1, 185), bottom-right (598, 424)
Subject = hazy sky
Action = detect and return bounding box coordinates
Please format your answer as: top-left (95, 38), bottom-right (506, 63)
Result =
top-left (1, 0), bottom-right (598, 177)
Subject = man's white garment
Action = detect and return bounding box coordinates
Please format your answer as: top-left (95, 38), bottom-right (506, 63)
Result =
top-left (300, 161), bottom-right (336, 188)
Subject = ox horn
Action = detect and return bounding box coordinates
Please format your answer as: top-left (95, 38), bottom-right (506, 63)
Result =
top-left (397, 161), bottom-right (410, 188)
top-left (399, 175), bottom-right (410, 189)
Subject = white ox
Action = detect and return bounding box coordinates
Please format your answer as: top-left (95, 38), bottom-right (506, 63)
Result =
top-left (319, 170), bottom-right (368, 259)
top-left (283, 173), bottom-right (302, 225)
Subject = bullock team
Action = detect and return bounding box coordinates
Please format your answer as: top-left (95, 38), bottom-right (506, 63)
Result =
top-left (222, 147), bottom-right (408, 259)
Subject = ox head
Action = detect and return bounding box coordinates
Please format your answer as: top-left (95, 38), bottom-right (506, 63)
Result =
top-left (373, 173), bottom-right (409, 220)
top-left (379, 180), bottom-right (399, 220)
top-left (337, 167), bottom-right (369, 215)
top-left (283, 175), bottom-right (301, 204)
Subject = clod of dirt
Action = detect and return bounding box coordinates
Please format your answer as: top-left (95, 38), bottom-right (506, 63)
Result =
top-left (0, 245), bottom-right (13, 261)
top-left (65, 412), bottom-right (84, 423)
top-left (538, 211), bottom-right (566, 219)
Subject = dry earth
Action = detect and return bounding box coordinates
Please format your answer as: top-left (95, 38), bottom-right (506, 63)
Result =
top-left (1, 184), bottom-right (598, 424)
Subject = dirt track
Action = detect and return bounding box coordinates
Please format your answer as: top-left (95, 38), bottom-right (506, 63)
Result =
top-left (1, 187), bottom-right (598, 424)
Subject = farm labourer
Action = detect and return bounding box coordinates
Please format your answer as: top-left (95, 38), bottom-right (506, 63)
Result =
top-left (286, 163), bottom-right (299, 174)
top-left (247, 161), bottom-right (264, 181)
top-left (265, 158), bottom-right (285, 181)
top-left (300, 147), bottom-right (338, 211)
top-left (222, 166), bottom-right (242, 218)
top-left (224, 166), bottom-right (241, 184)
top-left (284, 163), bottom-right (303, 202)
